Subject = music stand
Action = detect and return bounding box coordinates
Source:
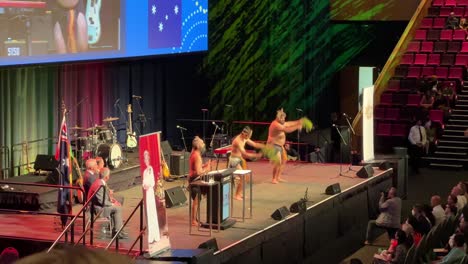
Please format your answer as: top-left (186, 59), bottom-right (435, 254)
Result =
top-left (331, 124), bottom-right (354, 179)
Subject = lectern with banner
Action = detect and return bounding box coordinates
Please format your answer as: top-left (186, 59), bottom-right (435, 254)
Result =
top-left (362, 85), bottom-right (375, 162)
top-left (204, 168), bottom-right (236, 230)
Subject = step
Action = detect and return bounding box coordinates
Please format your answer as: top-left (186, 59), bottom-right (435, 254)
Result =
top-left (451, 114), bottom-right (468, 119)
top-left (437, 146), bottom-right (468, 150)
top-left (423, 156), bottom-right (468, 162)
top-left (429, 163), bottom-right (464, 169)
top-left (452, 109), bottom-right (468, 113)
top-left (444, 129), bottom-right (465, 133)
top-left (450, 119), bottom-right (468, 124)
top-left (434, 151), bottom-right (467, 156)
top-left (439, 140), bottom-right (468, 145)
top-left (446, 124), bottom-right (468, 129)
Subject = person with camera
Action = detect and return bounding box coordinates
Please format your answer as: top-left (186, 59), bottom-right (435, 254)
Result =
top-left (365, 187), bottom-right (402, 245)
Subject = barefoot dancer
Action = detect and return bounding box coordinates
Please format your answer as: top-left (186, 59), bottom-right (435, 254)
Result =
top-left (188, 136), bottom-right (211, 226)
top-left (229, 126), bottom-right (264, 200)
top-left (267, 109), bottom-right (313, 184)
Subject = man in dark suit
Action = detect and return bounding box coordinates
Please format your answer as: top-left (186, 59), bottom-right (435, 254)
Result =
top-left (83, 158), bottom-right (98, 195)
top-left (87, 168), bottom-right (127, 239)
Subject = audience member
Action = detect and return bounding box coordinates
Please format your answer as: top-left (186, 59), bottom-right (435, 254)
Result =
top-left (445, 204), bottom-right (458, 219)
top-left (446, 12), bottom-right (459, 29)
top-left (412, 204), bottom-right (432, 234)
top-left (96, 156), bottom-right (105, 170)
top-left (0, 247), bottom-right (19, 264)
top-left (431, 195), bottom-right (446, 225)
top-left (408, 119), bottom-right (427, 174)
top-left (460, 17), bottom-right (468, 38)
top-left (424, 120), bottom-right (437, 155)
top-left (83, 158), bottom-right (98, 195)
top-left (435, 233), bottom-right (466, 264)
top-left (365, 187), bottom-right (402, 244)
top-left (442, 82), bottom-right (456, 108)
top-left (423, 204), bottom-right (436, 227)
top-left (406, 216), bottom-right (423, 246)
top-left (420, 90), bottom-right (435, 110)
top-left (285, 142), bottom-right (299, 161)
top-left (373, 229), bottom-right (409, 264)
top-left (451, 186), bottom-right (467, 211)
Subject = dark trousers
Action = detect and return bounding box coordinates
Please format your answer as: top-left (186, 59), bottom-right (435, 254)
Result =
top-left (409, 144), bottom-right (424, 172)
top-left (366, 220), bottom-right (398, 242)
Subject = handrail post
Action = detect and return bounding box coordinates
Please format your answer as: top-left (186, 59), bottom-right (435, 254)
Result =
top-left (82, 206), bottom-right (86, 245)
top-left (71, 221), bottom-right (75, 244)
top-left (90, 202), bottom-right (94, 246)
top-left (139, 200), bottom-right (144, 255)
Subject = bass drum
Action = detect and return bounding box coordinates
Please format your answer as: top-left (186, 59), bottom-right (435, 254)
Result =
top-left (95, 143), bottom-right (122, 169)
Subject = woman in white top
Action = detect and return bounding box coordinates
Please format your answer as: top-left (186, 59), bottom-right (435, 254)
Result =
top-left (143, 150), bottom-right (160, 244)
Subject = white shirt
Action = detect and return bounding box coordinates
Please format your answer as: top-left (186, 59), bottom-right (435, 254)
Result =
top-left (432, 205), bottom-right (445, 225)
top-left (457, 195), bottom-right (467, 211)
top-left (408, 125), bottom-right (427, 145)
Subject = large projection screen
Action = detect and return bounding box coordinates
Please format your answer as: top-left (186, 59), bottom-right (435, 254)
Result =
top-left (330, 0), bottom-right (421, 21)
top-left (0, 0), bottom-right (208, 66)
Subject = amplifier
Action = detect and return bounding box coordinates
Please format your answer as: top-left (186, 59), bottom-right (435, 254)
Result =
top-left (170, 152), bottom-right (189, 176)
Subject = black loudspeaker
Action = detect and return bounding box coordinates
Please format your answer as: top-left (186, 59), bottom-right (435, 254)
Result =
top-left (198, 238), bottom-right (219, 252)
top-left (271, 206), bottom-right (290, 220)
top-left (379, 161), bottom-right (391, 170)
top-left (34, 155), bottom-right (59, 171)
top-left (325, 183), bottom-right (341, 195)
top-left (356, 165), bottom-right (374, 178)
top-left (170, 152), bottom-right (190, 176)
top-left (161, 140), bottom-right (172, 162)
top-left (290, 199), bottom-right (307, 214)
top-left (164, 186), bottom-right (187, 208)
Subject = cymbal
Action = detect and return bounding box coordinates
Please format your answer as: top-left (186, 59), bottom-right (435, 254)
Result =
top-left (85, 126), bottom-right (105, 131)
top-left (103, 117), bottom-right (119, 122)
top-left (70, 126), bottom-right (83, 130)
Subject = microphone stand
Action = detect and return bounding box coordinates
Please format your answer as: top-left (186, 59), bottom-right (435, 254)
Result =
top-left (210, 125), bottom-right (219, 152)
top-left (331, 125), bottom-right (354, 179)
top-left (134, 97), bottom-right (147, 136)
top-left (179, 127), bottom-right (188, 152)
top-left (115, 101), bottom-right (127, 145)
top-left (343, 115), bottom-right (357, 173)
top-left (296, 109), bottom-right (303, 161)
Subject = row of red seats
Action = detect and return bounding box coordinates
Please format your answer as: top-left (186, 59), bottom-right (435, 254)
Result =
top-left (376, 122), bottom-right (409, 137)
top-left (415, 29), bottom-right (468, 41)
top-left (401, 52), bottom-right (468, 66)
top-left (380, 93), bottom-right (422, 107)
top-left (428, 6), bottom-right (468, 16)
top-left (407, 41), bottom-right (468, 53)
top-left (394, 65), bottom-right (465, 80)
top-left (433, 0), bottom-right (468, 7)
top-left (420, 17), bottom-right (465, 29)
top-left (375, 107), bottom-right (413, 121)
top-left (387, 79), bottom-right (458, 92)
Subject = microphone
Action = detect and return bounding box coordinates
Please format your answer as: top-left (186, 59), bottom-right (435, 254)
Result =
top-left (132, 95), bottom-right (142, 99)
top-left (225, 104), bottom-right (233, 108)
top-left (212, 121), bottom-right (220, 128)
top-left (176, 125), bottom-right (187, 131)
top-left (343, 113), bottom-right (352, 119)
top-left (296, 108), bottom-right (303, 112)
top-left (114, 98), bottom-right (120, 107)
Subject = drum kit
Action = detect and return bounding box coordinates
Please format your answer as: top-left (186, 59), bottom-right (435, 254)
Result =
top-left (71, 117), bottom-right (124, 170)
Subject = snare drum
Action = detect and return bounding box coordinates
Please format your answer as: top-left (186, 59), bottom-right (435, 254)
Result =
top-left (95, 143), bottom-right (123, 169)
top-left (99, 130), bottom-right (113, 142)
top-left (77, 137), bottom-right (92, 151)
top-left (88, 134), bottom-right (100, 145)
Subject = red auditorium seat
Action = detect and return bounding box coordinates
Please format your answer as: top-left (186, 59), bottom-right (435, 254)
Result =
top-left (427, 30), bottom-right (440, 41)
top-left (392, 124), bottom-right (408, 137)
top-left (459, 0), bottom-right (468, 6)
top-left (455, 53), bottom-right (468, 66)
top-left (385, 108), bottom-right (400, 120)
top-left (453, 6), bottom-right (465, 16)
top-left (440, 7), bottom-right (452, 16)
top-left (407, 66), bottom-right (422, 78)
top-left (414, 54), bottom-right (428, 65)
top-left (415, 30), bottom-right (427, 41)
top-left (422, 66), bottom-right (436, 76)
top-left (380, 93), bottom-right (393, 105)
top-left (433, 0), bottom-right (444, 6)
top-left (393, 94), bottom-right (408, 105)
top-left (441, 53), bottom-right (455, 65)
top-left (421, 41), bottom-right (434, 52)
top-left (427, 54), bottom-right (441, 65)
top-left (376, 123), bottom-right (392, 136)
top-left (453, 30), bottom-right (466, 40)
top-left (387, 79), bottom-right (400, 92)
top-left (407, 41), bottom-right (420, 53)
top-left (394, 66), bottom-right (408, 78)
top-left (435, 66), bottom-right (449, 78)
top-left (434, 41), bottom-right (447, 53)
top-left (440, 29), bottom-right (453, 40)
top-left (447, 41), bottom-right (461, 52)
top-left (428, 7), bottom-right (440, 17)
top-left (407, 94), bottom-right (421, 107)
top-left (374, 107), bottom-right (386, 119)
top-left (430, 110), bottom-right (444, 125)
top-left (401, 53), bottom-right (414, 65)
top-left (433, 18), bottom-right (446, 29)
top-left (421, 18), bottom-right (433, 29)
top-left (448, 66), bottom-right (464, 80)
top-left (445, 0), bottom-right (457, 6)
top-left (400, 79), bottom-right (416, 92)
top-left (461, 41), bottom-right (468, 52)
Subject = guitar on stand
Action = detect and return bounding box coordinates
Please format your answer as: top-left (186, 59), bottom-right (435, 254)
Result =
top-left (85, 0), bottom-right (102, 45)
top-left (126, 104), bottom-right (138, 148)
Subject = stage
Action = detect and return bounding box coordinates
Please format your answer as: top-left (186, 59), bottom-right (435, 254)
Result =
top-left (0, 160), bottom-right (397, 263)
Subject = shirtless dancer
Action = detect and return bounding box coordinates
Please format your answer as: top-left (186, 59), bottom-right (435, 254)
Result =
top-left (267, 109), bottom-right (304, 184)
top-left (229, 126), bottom-right (265, 200)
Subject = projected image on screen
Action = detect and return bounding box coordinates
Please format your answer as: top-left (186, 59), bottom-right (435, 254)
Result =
top-left (330, 0), bottom-right (420, 21)
top-left (0, 0), bottom-right (208, 66)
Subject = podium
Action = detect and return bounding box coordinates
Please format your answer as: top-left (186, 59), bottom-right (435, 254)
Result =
top-left (203, 168), bottom-right (236, 230)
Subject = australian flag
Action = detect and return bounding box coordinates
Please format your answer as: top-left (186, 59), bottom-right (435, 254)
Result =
top-left (55, 116), bottom-right (72, 227)
top-left (148, 0), bottom-right (182, 49)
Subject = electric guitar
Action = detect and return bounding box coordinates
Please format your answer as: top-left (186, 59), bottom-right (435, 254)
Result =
top-left (85, 0), bottom-right (101, 44)
top-left (126, 104), bottom-right (138, 148)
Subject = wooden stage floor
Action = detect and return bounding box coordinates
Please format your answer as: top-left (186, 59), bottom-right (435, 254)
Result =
top-left (0, 161), bottom-right (390, 253)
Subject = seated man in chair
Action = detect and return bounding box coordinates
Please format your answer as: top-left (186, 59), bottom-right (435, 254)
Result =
top-left (87, 168), bottom-right (127, 239)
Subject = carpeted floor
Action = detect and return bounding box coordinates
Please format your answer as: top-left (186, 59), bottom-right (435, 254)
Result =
top-left (341, 167), bottom-right (468, 264)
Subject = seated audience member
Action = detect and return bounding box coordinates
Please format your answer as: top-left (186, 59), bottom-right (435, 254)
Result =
top-left (401, 222), bottom-right (415, 246)
top-left (420, 90), bottom-right (435, 110)
top-left (423, 204), bottom-right (436, 227)
top-left (435, 233), bottom-right (466, 264)
top-left (96, 156), bottom-right (105, 170)
top-left (451, 186), bottom-right (467, 211)
top-left (447, 194), bottom-right (459, 209)
top-left (460, 17), bottom-right (468, 38)
top-left (285, 142), bottom-right (299, 161)
top-left (446, 12), bottom-right (460, 29)
top-left (406, 216), bottom-right (423, 246)
top-left (373, 229), bottom-right (409, 264)
top-left (365, 187), bottom-right (402, 244)
top-left (445, 204), bottom-right (458, 219)
top-left (442, 83), bottom-right (456, 108)
top-left (431, 195), bottom-right (446, 225)
top-left (83, 158), bottom-right (98, 195)
top-left (88, 168), bottom-right (127, 239)
top-left (0, 247), bottom-right (19, 264)
top-left (408, 119), bottom-right (427, 174)
top-left (412, 204), bottom-right (432, 234)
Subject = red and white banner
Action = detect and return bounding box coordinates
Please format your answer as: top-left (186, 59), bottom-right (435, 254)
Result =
top-left (139, 132), bottom-right (170, 256)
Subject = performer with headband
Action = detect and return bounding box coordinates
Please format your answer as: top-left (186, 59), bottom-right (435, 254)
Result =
top-left (267, 108), bottom-right (313, 184)
top-left (229, 126), bottom-right (265, 200)
top-left (188, 136), bottom-right (211, 226)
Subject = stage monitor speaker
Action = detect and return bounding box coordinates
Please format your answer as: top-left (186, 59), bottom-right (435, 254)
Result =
top-left (165, 186), bottom-right (187, 208)
top-left (161, 140), bottom-right (172, 162)
top-left (170, 152), bottom-right (189, 176)
top-left (34, 154), bottom-right (59, 171)
top-left (325, 183), bottom-right (341, 195)
top-left (290, 199), bottom-right (307, 214)
top-left (271, 206), bottom-right (290, 220)
top-left (379, 161), bottom-right (391, 170)
top-left (198, 238), bottom-right (219, 252)
top-left (357, 165), bottom-right (374, 178)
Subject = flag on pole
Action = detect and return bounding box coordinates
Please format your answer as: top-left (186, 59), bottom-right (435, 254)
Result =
top-left (55, 115), bottom-right (72, 227)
